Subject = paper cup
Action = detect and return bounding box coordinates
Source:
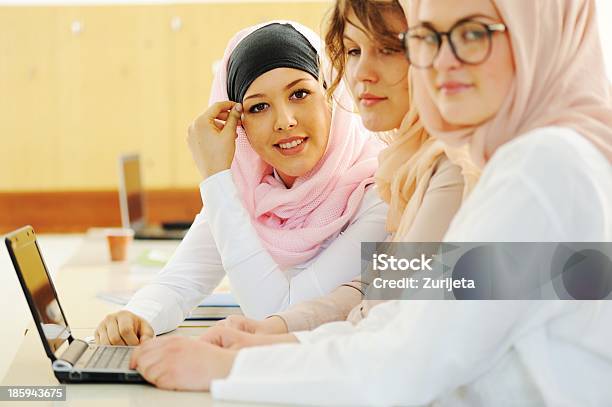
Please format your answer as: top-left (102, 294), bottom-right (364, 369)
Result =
top-left (105, 228), bottom-right (134, 262)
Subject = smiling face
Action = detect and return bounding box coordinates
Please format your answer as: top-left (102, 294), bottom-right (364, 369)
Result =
top-left (415, 0), bottom-right (514, 126)
top-left (240, 67), bottom-right (331, 188)
top-left (343, 7), bottom-right (410, 131)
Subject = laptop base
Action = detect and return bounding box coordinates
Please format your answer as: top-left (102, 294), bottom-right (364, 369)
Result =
top-left (54, 370), bottom-right (146, 384)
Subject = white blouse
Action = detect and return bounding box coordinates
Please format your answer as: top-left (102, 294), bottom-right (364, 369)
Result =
top-left (124, 170), bottom-right (389, 334)
top-left (211, 127), bottom-right (612, 406)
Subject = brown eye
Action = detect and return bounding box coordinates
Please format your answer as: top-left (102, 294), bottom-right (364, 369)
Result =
top-left (290, 89), bottom-right (311, 100)
top-left (249, 102), bottom-right (269, 113)
top-left (347, 48), bottom-right (361, 57)
top-left (459, 27), bottom-right (488, 43)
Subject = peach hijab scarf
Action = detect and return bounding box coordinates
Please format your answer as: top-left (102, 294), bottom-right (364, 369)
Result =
top-left (408, 0), bottom-right (612, 168)
top-left (376, 104), bottom-right (480, 241)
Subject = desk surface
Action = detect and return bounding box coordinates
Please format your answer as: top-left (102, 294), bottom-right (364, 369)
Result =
top-left (1, 329), bottom-right (232, 406)
top-left (1, 232), bottom-right (264, 406)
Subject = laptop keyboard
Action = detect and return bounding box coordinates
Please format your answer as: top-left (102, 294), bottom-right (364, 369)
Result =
top-left (84, 346), bottom-right (133, 370)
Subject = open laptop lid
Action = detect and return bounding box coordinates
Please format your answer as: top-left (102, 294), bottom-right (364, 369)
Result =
top-left (118, 154), bottom-right (146, 230)
top-left (5, 226), bottom-right (74, 362)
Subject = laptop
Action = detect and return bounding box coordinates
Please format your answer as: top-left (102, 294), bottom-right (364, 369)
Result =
top-left (118, 154), bottom-right (190, 240)
top-left (5, 226), bottom-right (145, 383)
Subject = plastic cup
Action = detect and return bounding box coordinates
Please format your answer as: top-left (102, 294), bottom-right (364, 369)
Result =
top-left (105, 228), bottom-right (134, 262)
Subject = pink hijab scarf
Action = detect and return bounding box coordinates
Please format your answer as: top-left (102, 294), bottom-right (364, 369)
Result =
top-left (408, 0), bottom-right (612, 168)
top-left (208, 21), bottom-right (384, 268)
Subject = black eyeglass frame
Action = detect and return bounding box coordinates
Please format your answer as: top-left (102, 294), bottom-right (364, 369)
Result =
top-left (398, 20), bottom-right (507, 69)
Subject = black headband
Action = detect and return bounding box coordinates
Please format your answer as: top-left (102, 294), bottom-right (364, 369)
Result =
top-left (227, 23), bottom-right (320, 103)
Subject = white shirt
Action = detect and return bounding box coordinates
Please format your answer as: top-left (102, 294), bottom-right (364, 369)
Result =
top-left (211, 127), bottom-right (612, 406)
top-left (124, 170), bottom-right (389, 334)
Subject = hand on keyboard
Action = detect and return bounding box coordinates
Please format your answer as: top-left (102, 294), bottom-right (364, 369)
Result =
top-left (95, 310), bottom-right (154, 346)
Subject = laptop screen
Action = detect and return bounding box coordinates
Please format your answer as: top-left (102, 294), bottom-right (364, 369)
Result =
top-left (120, 155), bottom-right (145, 228)
top-left (7, 229), bottom-right (70, 354)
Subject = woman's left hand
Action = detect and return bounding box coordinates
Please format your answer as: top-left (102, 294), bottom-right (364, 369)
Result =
top-left (199, 325), bottom-right (299, 350)
top-left (130, 336), bottom-right (237, 391)
top-left (187, 101), bottom-right (243, 181)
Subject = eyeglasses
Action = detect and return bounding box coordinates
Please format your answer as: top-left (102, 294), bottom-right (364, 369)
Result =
top-left (399, 20), bottom-right (507, 69)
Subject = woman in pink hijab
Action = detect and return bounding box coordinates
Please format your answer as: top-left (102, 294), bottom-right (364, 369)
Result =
top-left (95, 21), bottom-right (388, 346)
top-left (129, 1), bottom-right (612, 405)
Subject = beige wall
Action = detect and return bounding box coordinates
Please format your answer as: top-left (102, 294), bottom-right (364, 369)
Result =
top-left (0, 2), bottom-right (332, 191)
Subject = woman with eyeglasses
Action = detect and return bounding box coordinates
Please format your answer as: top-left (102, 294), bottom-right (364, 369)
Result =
top-left (127, 0), bottom-right (612, 404)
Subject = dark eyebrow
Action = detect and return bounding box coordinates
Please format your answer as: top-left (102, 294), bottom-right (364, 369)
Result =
top-left (420, 13), bottom-right (498, 29)
top-left (243, 78), bottom-right (311, 102)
